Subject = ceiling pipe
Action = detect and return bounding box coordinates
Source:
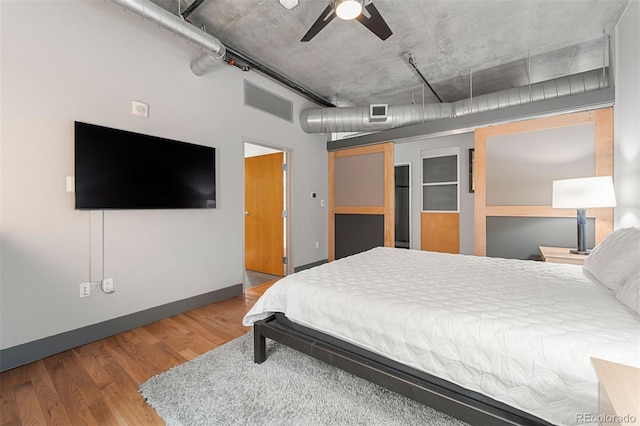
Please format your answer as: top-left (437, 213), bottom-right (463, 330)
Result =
top-left (107, 0), bottom-right (334, 106)
top-left (108, 0), bottom-right (225, 76)
top-left (300, 68), bottom-right (608, 133)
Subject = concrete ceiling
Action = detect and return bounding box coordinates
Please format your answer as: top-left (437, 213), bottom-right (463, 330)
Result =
top-left (150, 0), bottom-right (630, 107)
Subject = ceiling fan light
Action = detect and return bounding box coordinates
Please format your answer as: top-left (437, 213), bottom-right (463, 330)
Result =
top-left (335, 0), bottom-right (362, 20)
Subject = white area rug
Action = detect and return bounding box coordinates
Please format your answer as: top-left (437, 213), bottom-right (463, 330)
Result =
top-left (139, 332), bottom-right (469, 426)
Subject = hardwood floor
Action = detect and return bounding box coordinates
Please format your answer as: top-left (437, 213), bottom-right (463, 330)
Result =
top-left (0, 281), bottom-right (274, 426)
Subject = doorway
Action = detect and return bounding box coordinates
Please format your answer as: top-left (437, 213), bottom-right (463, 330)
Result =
top-left (394, 163), bottom-right (411, 249)
top-left (244, 142), bottom-right (289, 288)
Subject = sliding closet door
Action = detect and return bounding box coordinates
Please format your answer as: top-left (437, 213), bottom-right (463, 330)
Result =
top-left (474, 108), bottom-right (614, 257)
top-left (329, 143), bottom-right (394, 261)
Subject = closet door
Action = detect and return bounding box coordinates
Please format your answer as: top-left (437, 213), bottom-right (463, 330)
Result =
top-left (329, 143), bottom-right (394, 261)
top-left (420, 148), bottom-right (460, 253)
top-left (474, 108), bottom-right (614, 257)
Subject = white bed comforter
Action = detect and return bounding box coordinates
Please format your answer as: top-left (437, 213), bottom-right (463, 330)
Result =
top-left (243, 247), bottom-right (640, 426)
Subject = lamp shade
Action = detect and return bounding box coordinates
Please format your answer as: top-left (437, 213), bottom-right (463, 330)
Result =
top-left (552, 176), bottom-right (617, 208)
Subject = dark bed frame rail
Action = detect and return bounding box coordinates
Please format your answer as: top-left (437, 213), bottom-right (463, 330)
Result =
top-left (254, 313), bottom-right (551, 426)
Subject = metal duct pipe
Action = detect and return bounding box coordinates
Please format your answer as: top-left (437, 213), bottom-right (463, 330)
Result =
top-left (108, 0), bottom-right (226, 76)
top-left (300, 68), bottom-right (608, 133)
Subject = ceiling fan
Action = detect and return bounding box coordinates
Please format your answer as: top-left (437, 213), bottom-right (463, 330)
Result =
top-left (300, 0), bottom-right (393, 42)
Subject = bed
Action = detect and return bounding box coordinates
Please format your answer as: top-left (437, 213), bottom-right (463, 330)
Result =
top-left (243, 228), bottom-right (640, 426)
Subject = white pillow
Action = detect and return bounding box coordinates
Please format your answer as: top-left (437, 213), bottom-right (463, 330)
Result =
top-left (616, 271), bottom-right (640, 314)
top-left (583, 227), bottom-right (640, 291)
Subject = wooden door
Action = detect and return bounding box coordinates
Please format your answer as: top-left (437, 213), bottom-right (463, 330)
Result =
top-left (245, 152), bottom-right (284, 276)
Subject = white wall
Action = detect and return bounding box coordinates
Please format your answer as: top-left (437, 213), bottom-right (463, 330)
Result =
top-left (394, 133), bottom-right (475, 255)
top-left (0, 1), bottom-right (327, 350)
top-left (613, 0), bottom-right (640, 228)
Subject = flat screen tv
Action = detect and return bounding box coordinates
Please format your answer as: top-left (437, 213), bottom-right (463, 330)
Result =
top-left (74, 121), bottom-right (216, 210)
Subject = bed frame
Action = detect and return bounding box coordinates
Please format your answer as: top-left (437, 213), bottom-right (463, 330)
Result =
top-left (254, 313), bottom-right (552, 426)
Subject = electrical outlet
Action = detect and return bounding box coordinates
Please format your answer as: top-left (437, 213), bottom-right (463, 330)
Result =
top-left (103, 278), bottom-right (114, 293)
top-left (79, 282), bottom-right (90, 298)
top-left (315, 241), bottom-right (319, 249)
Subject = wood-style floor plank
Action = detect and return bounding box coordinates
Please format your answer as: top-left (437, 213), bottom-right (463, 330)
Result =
top-left (41, 354), bottom-right (99, 426)
top-left (13, 382), bottom-right (47, 425)
top-left (29, 361), bottom-right (73, 426)
top-left (0, 372), bottom-right (19, 426)
top-left (0, 282), bottom-right (274, 425)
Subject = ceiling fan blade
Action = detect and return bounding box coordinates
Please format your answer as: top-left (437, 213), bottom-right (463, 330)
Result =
top-left (355, 2), bottom-right (393, 41)
top-left (301, 5), bottom-right (336, 42)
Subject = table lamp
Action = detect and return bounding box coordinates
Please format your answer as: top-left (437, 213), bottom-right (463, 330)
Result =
top-left (552, 176), bottom-right (616, 255)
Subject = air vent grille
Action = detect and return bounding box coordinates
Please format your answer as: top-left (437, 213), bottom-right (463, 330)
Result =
top-left (369, 104), bottom-right (388, 121)
top-left (244, 80), bottom-right (293, 123)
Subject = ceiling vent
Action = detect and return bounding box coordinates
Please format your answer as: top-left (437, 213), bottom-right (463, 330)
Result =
top-left (369, 104), bottom-right (388, 121)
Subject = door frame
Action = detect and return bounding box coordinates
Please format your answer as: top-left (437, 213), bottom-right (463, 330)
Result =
top-left (243, 139), bottom-right (294, 285)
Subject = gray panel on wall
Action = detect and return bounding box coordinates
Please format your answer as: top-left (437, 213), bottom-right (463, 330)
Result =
top-left (423, 156), bottom-right (457, 183)
top-left (244, 80), bottom-right (293, 122)
top-left (486, 123), bottom-right (595, 206)
top-left (335, 214), bottom-right (384, 259)
top-left (423, 184), bottom-right (458, 211)
top-left (334, 153), bottom-right (385, 207)
top-left (486, 217), bottom-right (595, 260)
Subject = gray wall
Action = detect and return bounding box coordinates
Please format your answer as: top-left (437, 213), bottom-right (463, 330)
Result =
top-left (394, 133), bottom-right (475, 254)
top-left (0, 1), bottom-right (328, 351)
top-left (613, 0), bottom-right (640, 228)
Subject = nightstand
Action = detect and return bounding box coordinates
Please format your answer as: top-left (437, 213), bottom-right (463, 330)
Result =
top-left (591, 358), bottom-right (640, 425)
top-left (539, 246), bottom-right (587, 265)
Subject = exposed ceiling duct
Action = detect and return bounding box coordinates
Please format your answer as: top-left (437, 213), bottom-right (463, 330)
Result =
top-left (108, 0), bottom-right (226, 76)
top-left (300, 68), bottom-right (609, 134)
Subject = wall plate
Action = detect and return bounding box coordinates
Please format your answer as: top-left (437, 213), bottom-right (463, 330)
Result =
top-left (131, 100), bottom-right (149, 117)
top-left (102, 278), bottom-right (114, 293)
